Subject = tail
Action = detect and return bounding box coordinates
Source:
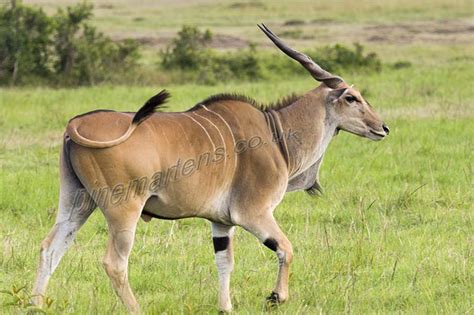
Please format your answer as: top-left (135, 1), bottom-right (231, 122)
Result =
top-left (67, 90), bottom-right (170, 149)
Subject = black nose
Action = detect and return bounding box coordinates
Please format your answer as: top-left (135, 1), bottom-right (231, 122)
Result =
top-left (382, 124), bottom-right (390, 135)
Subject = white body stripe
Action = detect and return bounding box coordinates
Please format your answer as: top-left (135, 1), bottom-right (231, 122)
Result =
top-left (192, 111), bottom-right (227, 168)
top-left (182, 112), bottom-right (216, 152)
top-left (200, 105), bottom-right (237, 171)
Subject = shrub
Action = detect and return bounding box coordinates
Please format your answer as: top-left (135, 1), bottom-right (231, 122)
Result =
top-left (0, 2), bottom-right (139, 86)
top-left (391, 61), bottom-right (412, 69)
top-left (52, 3), bottom-right (140, 85)
top-left (161, 26), bottom-right (264, 84)
top-left (0, 2), bottom-right (52, 84)
top-left (52, 3), bottom-right (139, 85)
top-left (197, 45), bottom-right (264, 85)
top-left (161, 26), bottom-right (382, 85)
top-left (309, 43), bottom-right (382, 74)
top-left (161, 25), bottom-right (212, 70)
top-left (53, 3), bottom-right (93, 76)
top-left (259, 43), bottom-right (383, 80)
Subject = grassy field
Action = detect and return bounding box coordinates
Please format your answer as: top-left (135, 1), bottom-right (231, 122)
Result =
top-left (1, 0), bottom-right (473, 314)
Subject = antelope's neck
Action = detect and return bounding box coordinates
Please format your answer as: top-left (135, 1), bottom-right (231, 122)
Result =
top-left (263, 109), bottom-right (291, 166)
top-left (276, 92), bottom-right (337, 180)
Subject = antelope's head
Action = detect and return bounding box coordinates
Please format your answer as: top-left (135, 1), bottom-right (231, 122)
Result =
top-left (329, 87), bottom-right (389, 140)
top-left (258, 24), bottom-right (389, 141)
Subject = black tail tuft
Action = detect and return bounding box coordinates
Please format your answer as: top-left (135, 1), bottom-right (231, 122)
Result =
top-left (132, 89), bottom-right (171, 125)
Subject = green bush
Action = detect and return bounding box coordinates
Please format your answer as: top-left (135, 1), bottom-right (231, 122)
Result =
top-left (0, 2), bottom-right (52, 85)
top-left (261, 43), bottom-right (382, 80)
top-left (161, 26), bottom-right (264, 84)
top-left (309, 43), bottom-right (382, 73)
top-left (161, 26), bottom-right (382, 85)
top-left (0, 2), bottom-right (385, 88)
top-left (197, 45), bottom-right (264, 84)
top-left (161, 25), bottom-right (212, 70)
top-left (0, 2), bottom-right (139, 86)
top-left (52, 3), bottom-right (139, 85)
top-left (391, 60), bottom-right (412, 69)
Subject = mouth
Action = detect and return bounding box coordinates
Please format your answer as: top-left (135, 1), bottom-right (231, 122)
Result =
top-left (339, 126), bottom-right (387, 141)
top-left (369, 129), bottom-right (386, 139)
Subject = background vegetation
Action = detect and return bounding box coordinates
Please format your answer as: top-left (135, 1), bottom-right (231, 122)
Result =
top-left (0, 2), bottom-right (139, 86)
top-left (0, 0), bottom-right (473, 314)
top-left (0, 2), bottom-right (384, 86)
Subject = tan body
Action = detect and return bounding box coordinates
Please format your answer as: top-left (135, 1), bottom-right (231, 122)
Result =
top-left (32, 25), bottom-right (389, 313)
top-left (70, 102), bottom-right (289, 224)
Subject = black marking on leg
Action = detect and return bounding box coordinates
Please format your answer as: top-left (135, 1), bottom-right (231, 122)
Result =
top-left (266, 291), bottom-right (280, 306)
top-left (263, 238), bottom-right (278, 252)
top-left (213, 236), bottom-right (229, 252)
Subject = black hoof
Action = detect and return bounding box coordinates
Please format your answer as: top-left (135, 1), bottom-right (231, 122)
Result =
top-left (266, 291), bottom-right (280, 308)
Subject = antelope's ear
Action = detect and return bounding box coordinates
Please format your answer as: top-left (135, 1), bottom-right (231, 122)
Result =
top-left (327, 88), bottom-right (347, 104)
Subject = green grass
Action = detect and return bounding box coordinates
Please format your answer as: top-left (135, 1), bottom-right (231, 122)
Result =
top-left (1, 1), bottom-right (474, 313)
top-left (1, 43), bottom-right (473, 313)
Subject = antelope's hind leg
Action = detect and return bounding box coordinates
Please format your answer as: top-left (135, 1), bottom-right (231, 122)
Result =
top-left (211, 222), bottom-right (235, 312)
top-left (101, 200), bottom-right (142, 314)
top-left (32, 155), bottom-right (96, 306)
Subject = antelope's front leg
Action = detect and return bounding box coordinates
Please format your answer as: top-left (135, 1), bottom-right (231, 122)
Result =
top-left (238, 214), bottom-right (293, 306)
top-left (211, 222), bottom-right (235, 312)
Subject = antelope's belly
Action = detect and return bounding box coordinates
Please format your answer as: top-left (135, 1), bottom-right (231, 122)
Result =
top-left (142, 186), bottom-right (231, 223)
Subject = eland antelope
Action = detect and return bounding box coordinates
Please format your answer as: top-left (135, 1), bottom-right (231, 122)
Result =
top-left (32, 24), bottom-right (389, 313)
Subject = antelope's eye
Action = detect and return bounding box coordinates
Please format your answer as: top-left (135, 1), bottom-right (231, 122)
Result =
top-left (345, 95), bottom-right (357, 103)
